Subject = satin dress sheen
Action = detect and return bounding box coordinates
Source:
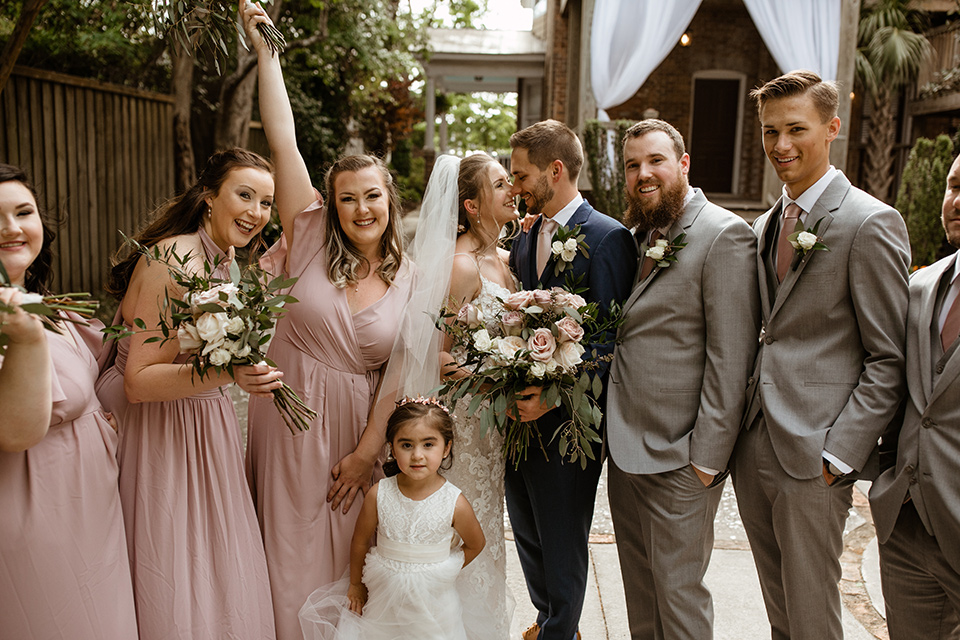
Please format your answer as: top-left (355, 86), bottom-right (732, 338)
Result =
top-left (96, 229), bottom-right (275, 640)
top-left (247, 199), bottom-right (414, 640)
top-left (0, 315), bottom-right (138, 639)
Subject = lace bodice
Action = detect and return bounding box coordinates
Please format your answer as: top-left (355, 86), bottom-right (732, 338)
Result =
top-left (376, 477), bottom-right (460, 546)
top-left (452, 274), bottom-right (515, 366)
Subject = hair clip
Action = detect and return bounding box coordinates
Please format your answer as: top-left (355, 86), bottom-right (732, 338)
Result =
top-left (397, 394), bottom-right (451, 415)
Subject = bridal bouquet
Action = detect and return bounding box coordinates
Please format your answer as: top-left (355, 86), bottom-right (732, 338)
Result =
top-left (436, 285), bottom-right (621, 469)
top-left (104, 238), bottom-right (316, 434)
top-left (0, 261), bottom-right (99, 357)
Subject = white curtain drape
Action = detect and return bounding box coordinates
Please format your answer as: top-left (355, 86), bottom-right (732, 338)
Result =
top-left (590, 0), bottom-right (703, 119)
top-left (742, 0), bottom-right (842, 81)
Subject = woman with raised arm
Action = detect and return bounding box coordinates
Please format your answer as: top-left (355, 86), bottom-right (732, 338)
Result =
top-left (241, 4), bottom-right (414, 638)
top-left (97, 148), bottom-right (281, 640)
top-left (0, 164), bottom-right (138, 639)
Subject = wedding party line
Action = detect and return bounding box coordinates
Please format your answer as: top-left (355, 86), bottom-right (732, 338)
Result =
top-left (3, 3), bottom-right (960, 640)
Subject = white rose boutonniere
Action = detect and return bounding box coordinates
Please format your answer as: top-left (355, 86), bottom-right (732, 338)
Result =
top-left (787, 217), bottom-right (829, 269)
top-left (641, 234), bottom-right (687, 269)
top-left (549, 224), bottom-right (590, 277)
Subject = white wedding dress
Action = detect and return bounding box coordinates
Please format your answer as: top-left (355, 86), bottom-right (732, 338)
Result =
top-left (445, 271), bottom-right (515, 639)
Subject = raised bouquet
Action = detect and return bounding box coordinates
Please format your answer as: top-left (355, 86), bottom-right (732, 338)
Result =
top-left (0, 261), bottom-right (99, 357)
top-left (436, 284), bottom-right (621, 469)
top-left (105, 239), bottom-right (316, 434)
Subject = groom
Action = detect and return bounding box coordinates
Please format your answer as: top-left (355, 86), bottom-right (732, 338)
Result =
top-left (508, 119), bottom-right (636, 640)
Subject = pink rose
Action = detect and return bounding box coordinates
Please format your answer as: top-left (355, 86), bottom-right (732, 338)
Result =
top-left (503, 290), bottom-right (536, 310)
top-left (501, 310), bottom-right (525, 336)
top-left (527, 327), bottom-right (557, 363)
top-left (556, 316), bottom-right (585, 343)
top-left (554, 341), bottom-right (585, 370)
top-left (533, 289), bottom-right (553, 307)
top-left (457, 303), bottom-right (483, 328)
top-left (566, 293), bottom-right (587, 310)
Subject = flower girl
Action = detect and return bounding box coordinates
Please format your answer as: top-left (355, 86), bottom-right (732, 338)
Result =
top-left (299, 396), bottom-right (492, 640)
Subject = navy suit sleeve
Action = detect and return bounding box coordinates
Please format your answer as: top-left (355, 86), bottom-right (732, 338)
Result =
top-left (586, 225), bottom-right (637, 380)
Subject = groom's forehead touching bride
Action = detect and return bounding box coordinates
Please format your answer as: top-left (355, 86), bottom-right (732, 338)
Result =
top-left (622, 121), bottom-right (691, 233)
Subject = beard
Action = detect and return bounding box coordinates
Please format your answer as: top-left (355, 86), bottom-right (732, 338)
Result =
top-left (623, 174), bottom-right (687, 232)
top-left (523, 174), bottom-right (554, 215)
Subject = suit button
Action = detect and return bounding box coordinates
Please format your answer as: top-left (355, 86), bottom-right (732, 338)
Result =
top-left (905, 464), bottom-right (915, 475)
top-left (764, 335), bottom-right (775, 345)
top-left (922, 418), bottom-right (935, 428)
top-left (909, 477), bottom-right (918, 485)
top-left (937, 364), bottom-right (945, 374)
top-left (747, 377), bottom-right (755, 386)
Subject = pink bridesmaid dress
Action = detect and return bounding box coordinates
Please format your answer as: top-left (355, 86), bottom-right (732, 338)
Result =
top-left (97, 229), bottom-right (275, 640)
top-left (247, 198), bottom-right (413, 640)
top-left (0, 314), bottom-right (138, 640)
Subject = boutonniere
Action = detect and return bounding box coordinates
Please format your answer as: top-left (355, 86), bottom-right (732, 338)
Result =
top-left (788, 217), bottom-right (829, 270)
top-left (550, 224), bottom-right (590, 277)
top-left (641, 233), bottom-right (687, 269)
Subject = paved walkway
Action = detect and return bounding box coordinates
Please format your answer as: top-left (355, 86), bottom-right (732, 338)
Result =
top-left (504, 469), bottom-right (889, 639)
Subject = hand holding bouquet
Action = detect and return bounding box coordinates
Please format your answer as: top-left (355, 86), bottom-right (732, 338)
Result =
top-left (437, 285), bottom-right (622, 469)
top-left (105, 238), bottom-right (315, 433)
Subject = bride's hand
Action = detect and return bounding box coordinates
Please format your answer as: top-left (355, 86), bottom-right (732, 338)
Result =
top-left (328, 451), bottom-right (375, 514)
top-left (239, 0), bottom-right (272, 51)
top-left (520, 213), bottom-right (540, 233)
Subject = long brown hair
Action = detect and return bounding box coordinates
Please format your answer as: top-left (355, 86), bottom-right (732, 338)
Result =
top-left (456, 153), bottom-right (500, 239)
top-left (107, 148), bottom-right (274, 299)
top-left (322, 155), bottom-right (404, 288)
top-left (0, 164), bottom-right (57, 294)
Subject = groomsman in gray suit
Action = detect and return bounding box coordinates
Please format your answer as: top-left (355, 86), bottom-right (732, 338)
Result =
top-left (869, 153), bottom-right (960, 639)
top-left (606, 119), bottom-right (760, 640)
top-left (732, 70), bottom-right (910, 640)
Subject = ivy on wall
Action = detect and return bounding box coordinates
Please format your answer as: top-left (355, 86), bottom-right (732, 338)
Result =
top-left (583, 119), bottom-right (635, 221)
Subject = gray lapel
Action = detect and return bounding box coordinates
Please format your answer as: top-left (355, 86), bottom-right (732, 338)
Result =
top-left (622, 189), bottom-right (704, 312)
top-left (754, 209), bottom-right (775, 320)
top-left (926, 256), bottom-right (960, 406)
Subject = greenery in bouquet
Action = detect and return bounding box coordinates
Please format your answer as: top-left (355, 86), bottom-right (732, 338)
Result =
top-left (436, 283), bottom-right (622, 470)
top-left (103, 237), bottom-right (316, 434)
top-left (0, 261), bottom-right (99, 357)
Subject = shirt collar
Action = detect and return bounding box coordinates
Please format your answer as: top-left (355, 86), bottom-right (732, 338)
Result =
top-left (782, 165), bottom-right (838, 216)
top-left (545, 193), bottom-right (584, 230)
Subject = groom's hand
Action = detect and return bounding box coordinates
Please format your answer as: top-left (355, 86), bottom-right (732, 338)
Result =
top-left (515, 386), bottom-right (552, 422)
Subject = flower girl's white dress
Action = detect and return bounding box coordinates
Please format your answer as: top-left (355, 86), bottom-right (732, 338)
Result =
top-left (299, 476), bottom-right (498, 640)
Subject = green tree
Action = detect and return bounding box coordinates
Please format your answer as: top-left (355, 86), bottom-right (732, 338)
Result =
top-left (895, 134), bottom-right (954, 267)
top-left (857, 0), bottom-right (932, 203)
top-left (583, 119), bottom-right (634, 221)
top-left (441, 92), bottom-right (516, 156)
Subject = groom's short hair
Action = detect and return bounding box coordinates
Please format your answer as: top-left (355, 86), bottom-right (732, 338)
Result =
top-left (510, 119), bottom-right (583, 181)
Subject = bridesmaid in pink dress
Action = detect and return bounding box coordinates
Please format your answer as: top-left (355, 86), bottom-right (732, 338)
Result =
top-left (96, 149), bottom-right (283, 640)
top-left (242, 5), bottom-right (414, 639)
top-left (0, 164), bottom-right (138, 639)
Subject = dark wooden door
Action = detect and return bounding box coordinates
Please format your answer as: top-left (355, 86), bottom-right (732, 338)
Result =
top-left (690, 77), bottom-right (739, 194)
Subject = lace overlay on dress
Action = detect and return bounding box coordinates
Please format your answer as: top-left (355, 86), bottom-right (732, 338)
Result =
top-left (444, 269), bottom-right (514, 638)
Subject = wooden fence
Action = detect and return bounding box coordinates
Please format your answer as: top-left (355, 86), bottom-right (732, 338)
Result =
top-left (0, 66), bottom-right (175, 295)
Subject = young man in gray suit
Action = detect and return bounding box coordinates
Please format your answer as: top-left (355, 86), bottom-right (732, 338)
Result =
top-left (606, 119), bottom-right (760, 639)
top-left (732, 70), bottom-right (910, 640)
top-left (869, 153), bottom-right (960, 640)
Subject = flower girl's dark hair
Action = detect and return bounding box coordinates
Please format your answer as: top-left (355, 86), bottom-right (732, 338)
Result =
top-left (383, 398), bottom-right (454, 476)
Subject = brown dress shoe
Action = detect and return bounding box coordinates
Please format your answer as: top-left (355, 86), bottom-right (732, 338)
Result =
top-left (522, 623), bottom-right (540, 640)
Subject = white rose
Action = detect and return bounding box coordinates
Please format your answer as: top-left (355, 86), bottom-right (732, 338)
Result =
top-left (229, 340), bottom-right (252, 359)
top-left (529, 361), bottom-right (547, 378)
top-left (473, 328), bottom-right (493, 352)
top-left (554, 341), bottom-right (586, 370)
top-left (177, 323), bottom-right (204, 353)
top-left (564, 237), bottom-right (578, 252)
top-left (646, 245), bottom-right (666, 261)
top-left (208, 347), bottom-right (232, 367)
top-left (551, 240), bottom-right (564, 255)
top-left (655, 238), bottom-right (669, 248)
top-left (496, 336), bottom-right (526, 360)
top-left (796, 231), bottom-right (818, 251)
top-left (224, 316), bottom-right (245, 336)
top-left (195, 312), bottom-right (228, 344)
top-left (544, 359), bottom-right (559, 375)
top-left (560, 247), bottom-right (577, 262)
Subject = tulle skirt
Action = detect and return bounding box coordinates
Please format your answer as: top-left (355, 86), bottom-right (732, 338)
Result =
top-left (300, 546), bottom-right (503, 640)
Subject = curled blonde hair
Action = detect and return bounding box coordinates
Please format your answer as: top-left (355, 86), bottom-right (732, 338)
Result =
top-left (323, 155), bottom-right (405, 288)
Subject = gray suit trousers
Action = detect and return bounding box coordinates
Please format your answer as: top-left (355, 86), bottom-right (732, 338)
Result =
top-left (731, 417), bottom-right (852, 640)
top-left (608, 459), bottom-right (723, 640)
top-left (880, 501), bottom-right (960, 639)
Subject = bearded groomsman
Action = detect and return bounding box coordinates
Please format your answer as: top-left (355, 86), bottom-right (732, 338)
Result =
top-left (869, 153), bottom-right (960, 640)
top-left (732, 70), bottom-right (910, 640)
top-left (606, 119), bottom-right (760, 640)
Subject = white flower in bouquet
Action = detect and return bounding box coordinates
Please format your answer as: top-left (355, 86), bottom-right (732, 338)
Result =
top-left (224, 316), bottom-right (245, 336)
top-left (530, 361), bottom-right (547, 378)
top-left (177, 323), bottom-right (204, 352)
top-left (501, 310), bottom-right (524, 336)
top-left (457, 303), bottom-right (484, 328)
top-left (555, 341), bottom-right (586, 370)
top-left (189, 282), bottom-right (241, 311)
top-left (793, 231), bottom-right (818, 251)
top-left (496, 335), bottom-right (526, 360)
top-left (528, 327), bottom-right (557, 362)
top-left (208, 347), bottom-right (232, 367)
top-left (196, 312), bottom-right (229, 344)
top-left (556, 316), bottom-right (585, 343)
top-left (224, 339), bottom-right (251, 359)
top-left (473, 328), bottom-right (493, 352)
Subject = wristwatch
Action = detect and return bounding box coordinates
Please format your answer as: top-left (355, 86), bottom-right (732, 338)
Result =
top-left (824, 459), bottom-right (847, 478)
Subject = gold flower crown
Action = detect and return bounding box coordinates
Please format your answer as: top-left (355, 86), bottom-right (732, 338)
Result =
top-left (396, 394), bottom-right (450, 415)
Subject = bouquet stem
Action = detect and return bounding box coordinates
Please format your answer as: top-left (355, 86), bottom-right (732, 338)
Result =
top-left (271, 382), bottom-right (317, 435)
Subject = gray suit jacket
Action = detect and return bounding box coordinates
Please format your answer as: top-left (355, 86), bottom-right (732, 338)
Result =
top-left (871, 252), bottom-right (960, 573)
top-left (607, 189), bottom-right (761, 474)
top-left (742, 172), bottom-right (910, 479)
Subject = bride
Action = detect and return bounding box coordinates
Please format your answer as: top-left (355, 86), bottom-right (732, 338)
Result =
top-left (378, 153), bottom-right (517, 637)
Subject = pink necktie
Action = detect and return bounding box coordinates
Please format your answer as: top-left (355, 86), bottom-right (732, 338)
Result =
top-left (536, 218), bottom-right (559, 277)
top-left (942, 288), bottom-right (960, 351)
top-left (776, 203), bottom-right (802, 283)
top-left (639, 230), bottom-right (663, 281)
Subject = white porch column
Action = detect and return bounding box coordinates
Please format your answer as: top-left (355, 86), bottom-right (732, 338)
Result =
top-left (439, 111), bottom-right (449, 153)
top-left (424, 77), bottom-right (436, 152)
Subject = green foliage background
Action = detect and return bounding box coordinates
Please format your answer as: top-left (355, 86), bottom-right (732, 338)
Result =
top-left (583, 119), bottom-right (634, 221)
top-left (895, 134), bottom-right (955, 267)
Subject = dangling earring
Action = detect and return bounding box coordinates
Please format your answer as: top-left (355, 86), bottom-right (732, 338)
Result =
top-left (207, 206), bottom-right (212, 220)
